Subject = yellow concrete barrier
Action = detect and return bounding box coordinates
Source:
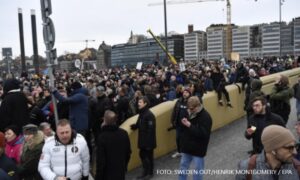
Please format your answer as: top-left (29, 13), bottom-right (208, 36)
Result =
top-left (121, 67), bottom-right (300, 171)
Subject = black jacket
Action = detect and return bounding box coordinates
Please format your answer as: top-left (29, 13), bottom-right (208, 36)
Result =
top-left (245, 110), bottom-right (285, 153)
top-left (180, 107), bottom-right (212, 157)
top-left (0, 153), bottom-right (19, 180)
top-left (0, 91), bottom-right (29, 132)
top-left (171, 97), bottom-right (189, 127)
top-left (132, 107), bottom-right (156, 149)
top-left (95, 125), bottom-right (131, 180)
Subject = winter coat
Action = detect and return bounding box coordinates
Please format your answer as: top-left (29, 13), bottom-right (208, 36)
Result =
top-left (245, 110), bottom-right (285, 154)
top-left (171, 97), bottom-right (189, 128)
top-left (269, 85), bottom-right (294, 123)
top-left (236, 151), bottom-right (299, 180)
top-left (95, 125), bottom-right (131, 180)
top-left (5, 135), bottom-right (24, 164)
top-left (38, 132), bottom-right (90, 180)
top-left (0, 153), bottom-right (19, 180)
top-left (180, 107), bottom-right (212, 157)
top-left (0, 89), bottom-right (29, 132)
top-left (116, 95), bottom-right (130, 124)
top-left (18, 131), bottom-right (45, 180)
top-left (244, 79), bottom-right (265, 113)
top-left (53, 88), bottom-right (89, 131)
top-left (293, 82), bottom-right (300, 100)
top-left (132, 107), bottom-right (156, 149)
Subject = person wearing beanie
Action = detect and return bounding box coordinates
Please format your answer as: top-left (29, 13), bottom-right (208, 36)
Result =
top-left (17, 124), bottom-right (44, 180)
top-left (237, 125), bottom-right (299, 180)
top-left (170, 87), bottom-right (191, 159)
top-left (4, 126), bottom-right (24, 164)
top-left (0, 132), bottom-right (19, 180)
top-left (0, 78), bottom-right (30, 132)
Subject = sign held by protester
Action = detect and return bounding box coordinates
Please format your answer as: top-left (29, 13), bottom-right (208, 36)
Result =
top-left (136, 62), bottom-right (143, 70)
top-left (179, 62), bottom-right (186, 72)
top-left (231, 52), bottom-right (240, 61)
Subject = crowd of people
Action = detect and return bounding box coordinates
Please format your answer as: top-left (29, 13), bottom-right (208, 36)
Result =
top-left (0, 56), bottom-right (300, 180)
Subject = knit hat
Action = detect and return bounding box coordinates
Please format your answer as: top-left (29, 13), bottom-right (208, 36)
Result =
top-left (5, 125), bottom-right (21, 136)
top-left (0, 132), bottom-right (4, 148)
top-left (183, 87), bottom-right (192, 96)
top-left (261, 125), bottom-right (296, 152)
top-left (23, 124), bottom-right (38, 135)
top-left (71, 81), bottom-right (82, 90)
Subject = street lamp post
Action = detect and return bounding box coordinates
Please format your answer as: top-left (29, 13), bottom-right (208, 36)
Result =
top-left (279, 0), bottom-right (284, 57)
top-left (163, 0), bottom-right (168, 65)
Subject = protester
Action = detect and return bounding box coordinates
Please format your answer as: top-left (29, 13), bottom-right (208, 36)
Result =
top-left (170, 87), bottom-right (191, 158)
top-left (0, 132), bottom-right (19, 180)
top-left (269, 74), bottom-right (294, 124)
top-left (4, 125), bottom-right (24, 164)
top-left (131, 96), bottom-right (156, 179)
top-left (18, 124), bottom-right (44, 180)
top-left (237, 125), bottom-right (299, 180)
top-left (245, 96), bottom-right (285, 155)
top-left (179, 96), bottom-right (212, 180)
top-left (95, 110), bottom-right (131, 180)
top-left (38, 119), bottom-right (90, 180)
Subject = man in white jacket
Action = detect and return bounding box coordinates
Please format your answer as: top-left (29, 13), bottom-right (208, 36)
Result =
top-left (38, 119), bottom-right (90, 180)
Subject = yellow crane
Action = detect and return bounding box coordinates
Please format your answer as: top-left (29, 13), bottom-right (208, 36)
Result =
top-left (147, 29), bottom-right (177, 65)
top-left (148, 0), bottom-right (232, 60)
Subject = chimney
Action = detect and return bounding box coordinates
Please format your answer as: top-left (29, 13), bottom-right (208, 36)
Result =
top-left (188, 24), bottom-right (194, 33)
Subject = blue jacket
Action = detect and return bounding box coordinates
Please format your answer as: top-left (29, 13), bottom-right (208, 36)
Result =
top-left (53, 88), bottom-right (89, 131)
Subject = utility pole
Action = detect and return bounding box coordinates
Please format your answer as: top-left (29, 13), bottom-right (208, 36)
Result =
top-left (163, 0), bottom-right (168, 65)
top-left (18, 8), bottom-right (26, 73)
top-left (31, 9), bottom-right (40, 75)
top-left (40, 0), bottom-right (59, 124)
top-left (279, 0), bottom-right (284, 57)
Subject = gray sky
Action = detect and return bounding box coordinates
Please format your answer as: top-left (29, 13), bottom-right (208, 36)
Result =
top-left (0, 0), bottom-right (299, 58)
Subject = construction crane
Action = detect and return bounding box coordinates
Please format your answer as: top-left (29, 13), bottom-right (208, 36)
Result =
top-left (84, 39), bottom-right (96, 48)
top-left (147, 29), bottom-right (177, 65)
top-left (148, 0), bottom-right (232, 60)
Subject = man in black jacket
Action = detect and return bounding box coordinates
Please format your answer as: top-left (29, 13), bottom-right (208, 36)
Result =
top-left (170, 88), bottom-right (191, 158)
top-left (131, 96), bottom-right (156, 180)
top-left (179, 96), bottom-right (212, 180)
top-left (95, 110), bottom-right (131, 180)
top-left (0, 78), bottom-right (29, 132)
top-left (245, 96), bottom-right (285, 154)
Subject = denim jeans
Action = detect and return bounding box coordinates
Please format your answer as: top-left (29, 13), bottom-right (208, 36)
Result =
top-left (178, 153), bottom-right (204, 180)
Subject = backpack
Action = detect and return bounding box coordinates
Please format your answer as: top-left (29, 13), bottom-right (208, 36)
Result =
top-left (247, 154), bottom-right (300, 180)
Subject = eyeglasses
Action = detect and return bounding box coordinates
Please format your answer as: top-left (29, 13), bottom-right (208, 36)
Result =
top-left (283, 143), bottom-right (299, 152)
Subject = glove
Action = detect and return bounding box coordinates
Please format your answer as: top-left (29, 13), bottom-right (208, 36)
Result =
top-left (130, 124), bottom-right (137, 130)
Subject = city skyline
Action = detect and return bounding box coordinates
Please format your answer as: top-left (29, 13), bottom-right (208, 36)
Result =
top-left (0, 0), bottom-right (299, 59)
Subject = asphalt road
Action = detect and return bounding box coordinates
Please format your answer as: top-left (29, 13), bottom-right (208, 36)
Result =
top-left (125, 99), bottom-right (298, 180)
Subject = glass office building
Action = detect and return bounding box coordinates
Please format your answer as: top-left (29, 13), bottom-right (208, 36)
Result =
top-left (111, 35), bottom-right (184, 67)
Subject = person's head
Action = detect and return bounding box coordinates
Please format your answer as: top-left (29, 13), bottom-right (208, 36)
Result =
top-left (251, 96), bottom-right (267, 114)
top-left (96, 86), bottom-right (106, 97)
top-left (182, 88), bottom-right (192, 100)
top-left (56, 119), bottom-right (72, 145)
top-left (70, 81), bottom-right (82, 91)
top-left (103, 110), bottom-right (117, 126)
top-left (118, 86), bottom-right (127, 96)
top-left (187, 96), bottom-right (201, 114)
top-left (138, 96), bottom-right (150, 110)
top-left (4, 125), bottom-right (21, 143)
top-left (23, 124), bottom-right (38, 142)
top-left (262, 125), bottom-right (296, 163)
top-left (275, 74), bottom-right (289, 87)
top-left (39, 122), bottom-right (53, 137)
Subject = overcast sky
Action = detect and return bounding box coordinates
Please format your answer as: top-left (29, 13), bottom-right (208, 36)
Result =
top-left (0, 0), bottom-right (299, 58)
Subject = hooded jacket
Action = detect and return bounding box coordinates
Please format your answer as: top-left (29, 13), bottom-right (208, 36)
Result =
top-left (5, 135), bottom-right (24, 164)
top-left (18, 131), bottom-right (45, 180)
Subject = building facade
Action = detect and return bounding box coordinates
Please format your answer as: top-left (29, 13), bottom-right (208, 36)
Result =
top-left (294, 17), bottom-right (300, 56)
top-left (184, 29), bottom-right (207, 61)
top-left (97, 41), bottom-right (111, 68)
top-left (111, 35), bottom-right (184, 67)
top-left (262, 22), bottom-right (280, 57)
top-left (232, 26), bottom-right (251, 59)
